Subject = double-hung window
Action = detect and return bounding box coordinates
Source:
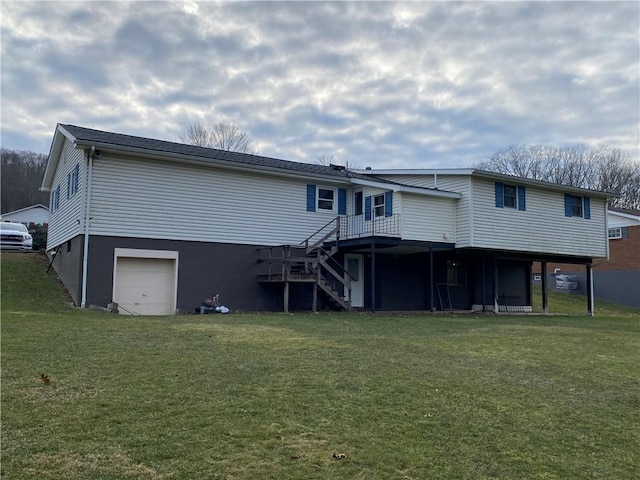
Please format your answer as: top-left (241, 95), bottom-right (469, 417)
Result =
top-left (373, 194), bottom-right (385, 217)
top-left (503, 185), bottom-right (517, 208)
top-left (317, 187), bottom-right (336, 211)
top-left (564, 194), bottom-right (591, 219)
top-left (306, 184), bottom-right (346, 214)
top-left (67, 164), bottom-right (80, 199)
top-left (495, 182), bottom-right (526, 211)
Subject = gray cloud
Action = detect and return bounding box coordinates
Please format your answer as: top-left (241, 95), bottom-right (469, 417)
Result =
top-left (1, 1), bottom-right (638, 168)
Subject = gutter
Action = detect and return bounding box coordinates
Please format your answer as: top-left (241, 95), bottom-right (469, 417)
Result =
top-left (80, 146), bottom-right (95, 308)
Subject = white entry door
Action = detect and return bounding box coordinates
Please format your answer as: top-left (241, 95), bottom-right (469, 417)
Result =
top-left (345, 254), bottom-right (364, 308)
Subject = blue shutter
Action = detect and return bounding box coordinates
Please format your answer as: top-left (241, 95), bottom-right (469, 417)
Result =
top-left (67, 173), bottom-right (71, 199)
top-left (384, 190), bottom-right (393, 217)
top-left (564, 194), bottom-right (572, 217)
top-left (306, 184), bottom-right (316, 212)
top-left (365, 196), bottom-right (372, 221)
top-left (338, 188), bottom-right (346, 215)
top-left (495, 182), bottom-right (504, 208)
top-left (74, 164), bottom-right (80, 193)
top-left (583, 197), bottom-right (591, 219)
top-left (517, 186), bottom-right (526, 211)
top-left (622, 227), bottom-right (629, 239)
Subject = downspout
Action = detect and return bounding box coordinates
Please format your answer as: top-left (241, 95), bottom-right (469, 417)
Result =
top-left (80, 146), bottom-right (95, 308)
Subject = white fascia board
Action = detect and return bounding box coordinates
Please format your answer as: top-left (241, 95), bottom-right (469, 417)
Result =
top-left (352, 168), bottom-right (475, 176)
top-left (349, 177), bottom-right (461, 199)
top-left (41, 124), bottom-right (77, 191)
top-left (72, 141), bottom-right (351, 186)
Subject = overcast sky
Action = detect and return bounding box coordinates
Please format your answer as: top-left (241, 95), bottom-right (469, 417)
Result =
top-left (1, 1), bottom-right (638, 168)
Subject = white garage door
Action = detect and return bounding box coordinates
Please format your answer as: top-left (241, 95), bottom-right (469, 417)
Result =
top-left (114, 257), bottom-right (175, 315)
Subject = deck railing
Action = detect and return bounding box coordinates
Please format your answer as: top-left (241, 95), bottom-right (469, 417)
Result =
top-left (339, 214), bottom-right (401, 239)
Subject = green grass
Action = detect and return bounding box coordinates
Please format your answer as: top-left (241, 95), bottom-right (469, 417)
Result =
top-left (2, 253), bottom-right (639, 479)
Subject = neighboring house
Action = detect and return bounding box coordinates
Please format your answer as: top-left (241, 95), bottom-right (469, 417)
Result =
top-left (533, 208), bottom-right (640, 308)
top-left (41, 124), bottom-right (612, 315)
top-left (0, 204), bottom-right (49, 226)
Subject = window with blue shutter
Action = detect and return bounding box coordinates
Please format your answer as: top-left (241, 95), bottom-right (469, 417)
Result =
top-left (338, 188), bottom-right (346, 215)
top-left (565, 193), bottom-right (589, 218)
top-left (306, 184), bottom-right (316, 212)
top-left (496, 182), bottom-right (525, 210)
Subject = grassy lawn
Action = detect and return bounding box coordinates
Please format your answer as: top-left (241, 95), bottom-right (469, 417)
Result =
top-left (2, 253), bottom-right (639, 479)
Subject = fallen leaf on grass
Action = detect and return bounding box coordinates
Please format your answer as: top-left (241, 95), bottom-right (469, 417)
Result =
top-left (40, 373), bottom-right (50, 384)
top-left (332, 452), bottom-right (347, 459)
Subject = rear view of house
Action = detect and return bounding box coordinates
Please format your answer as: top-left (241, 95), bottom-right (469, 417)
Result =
top-left (41, 124), bottom-right (612, 315)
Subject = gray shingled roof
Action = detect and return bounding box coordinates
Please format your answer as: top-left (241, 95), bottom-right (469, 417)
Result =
top-left (60, 124), bottom-right (355, 179)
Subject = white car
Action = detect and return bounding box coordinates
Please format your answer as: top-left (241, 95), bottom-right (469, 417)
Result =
top-left (0, 222), bottom-right (33, 250)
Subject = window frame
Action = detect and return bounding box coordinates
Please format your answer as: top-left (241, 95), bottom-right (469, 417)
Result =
top-left (608, 227), bottom-right (622, 239)
top-left (316, 186), bottom-right (337, 212)
top-left (503, 184), bottom-right (517, 209)
top-left (571, 195), bottom-right (583, 217)
top-left (373, 193), bottom-right (385, 217)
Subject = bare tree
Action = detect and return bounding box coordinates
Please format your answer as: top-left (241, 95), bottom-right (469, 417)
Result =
top-left (316, 154), bottom-right (338, 166)
top-left (316, 154), bottom-right (358, 170)
top-left (180, 120), bottom-right (257, 154)
top-left (476, 144), bottom-right (640, 209)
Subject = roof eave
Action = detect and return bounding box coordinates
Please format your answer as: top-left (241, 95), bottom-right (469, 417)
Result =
top-left (73, 140), bottom-right (352, 185)
top-left (41, 124), bottom-right (77, 191)
top-left (349, 177), bottom-right (461, 198)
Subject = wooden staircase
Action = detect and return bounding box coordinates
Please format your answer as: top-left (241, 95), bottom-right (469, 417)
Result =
top-left (258, 217), bottom-right (352, 312)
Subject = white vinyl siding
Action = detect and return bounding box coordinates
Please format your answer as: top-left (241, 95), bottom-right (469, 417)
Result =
top-left (471, 179), bottom-right (607, 257)
top-left (401, 193), bottom-right (456, 242)
top-left (46, 138), bottom-right (85, 249)
top-left (89, 155), bottom-right (344, 246)
top-left (374, 174), bottom-right (472, 247)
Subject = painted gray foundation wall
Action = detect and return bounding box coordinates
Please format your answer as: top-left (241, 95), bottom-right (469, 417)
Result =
top-left (86, 236), bottom-right (283, 312)
top-left (48, 235), bottom-right (84, 305)
top-left (537, 270), bottom-right (640, 309)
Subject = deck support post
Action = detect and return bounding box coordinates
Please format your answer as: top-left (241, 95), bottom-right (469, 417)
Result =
top-left (481, 258), bottom-right (486, 313)
top-left (370, 236), bottom-right (376, 313)
top-left (586, 263), bottom-right (594, 316)
top-left (541, 261), bottom-right (548, 313)
top-left (312, 283), bottom-right (318, 312)
top-left (493, 258), bottom-right (499, 313)
top-left (429, 244), bottom-right (435, 312)
top-left (284, 281), bottom-right (289, 313)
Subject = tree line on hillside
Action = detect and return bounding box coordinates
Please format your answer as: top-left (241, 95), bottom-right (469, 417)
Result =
top-left (1, 148), bottom-right (49, 214)
top-left (474, 144), bottom-right (640, 210)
